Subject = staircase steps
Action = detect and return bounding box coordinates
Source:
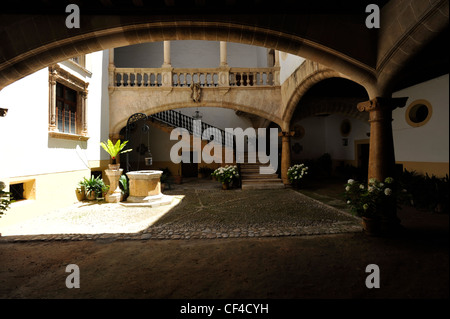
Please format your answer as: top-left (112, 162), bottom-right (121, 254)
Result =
top-left (239, 155), bottom-right (284, 190)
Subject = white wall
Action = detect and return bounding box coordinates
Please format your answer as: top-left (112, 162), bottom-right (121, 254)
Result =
top-left (114, 42), bottom-right (163, 68)
top-left (176, 107), bottom-right (253, 131)
top-left (279, 52), bottom-right (305, 84)
top-left (392, 74), bottom-right (449, 163)
top-left (290, 114), bottom-right (369, 162)
top-left (227, 42), bottom-right (268, 68)
top-left (324, 114), bottom-right (369, 160)
top-left (114, 41), bottom-right (269, 68)
top-left (0, 51), bottom-right (108, 179)
top-left (291, 116), bottom-right (327, 161)
top-left (85, 50), bottom-right (111, 164)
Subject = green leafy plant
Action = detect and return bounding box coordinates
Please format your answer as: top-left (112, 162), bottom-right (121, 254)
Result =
top-left (119, 175), bottom-right (129, 196)
top-left (287, 163), bottom-right (308, 186)
top-left (344, 177), bottom-right (410, 219)
top-left (398, 169), bottom-right (449, 213)
top-left (160, 168), bottom-right (172, 183)
top-left (80, 176), bottom-right (109, 199)
top-left (0, 181), bottom-right (14, 217)
top-left (211, 165), bottom-right (240, 184)
top-left (100, 139), bottom-right (132, 163)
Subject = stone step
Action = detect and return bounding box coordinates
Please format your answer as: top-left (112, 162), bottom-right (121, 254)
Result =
top-left (240, 163), bottom-right (272, 168)
top-left (241, 166), bottom-right (266, 174)
top-left (241, 174), bottom-right (279, 179)
top-left (242, 178), bottom-right (283, 183)
top-left (241, 182), bottom-right (285, 190)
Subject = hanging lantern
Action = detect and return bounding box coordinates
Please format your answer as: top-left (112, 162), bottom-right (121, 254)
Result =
top-left (192, 108), bottom-right (202, 120)
top-left (145, 150), bottom-right (153, 166)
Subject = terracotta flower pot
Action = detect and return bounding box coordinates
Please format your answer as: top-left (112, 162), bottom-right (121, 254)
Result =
top-left (108, 163), bottom-right (121, 170)
top-left (222, 182), bottom-right (229, 190)
top-left (75, 187), bottom-right (85, 201)
top-left (362, 217), bottom-right (381, 236)
top-left (174, 175), bottom-right (182, 184)
top-left (86, 190), bottom-right (97, 201)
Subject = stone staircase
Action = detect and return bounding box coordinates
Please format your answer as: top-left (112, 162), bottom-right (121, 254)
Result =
top-left (239, 152), bottom-right (285, 190)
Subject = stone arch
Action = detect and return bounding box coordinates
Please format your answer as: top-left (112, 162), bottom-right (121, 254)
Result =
top-left (376, 0), bottom-right (448, 95)
top-left (1, 18), bottom-right (378, 94)
top-left (287, 76), bottom-right (370, 129)
top-left (280, 61), bottom-right (351, 131)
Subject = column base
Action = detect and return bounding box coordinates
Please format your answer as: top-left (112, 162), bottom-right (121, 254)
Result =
top-left (105, 187), bottom-right (123, 203)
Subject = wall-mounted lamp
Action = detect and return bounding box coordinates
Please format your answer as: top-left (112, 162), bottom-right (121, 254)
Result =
top-left (0, 108), bottom-right (8, 117)
top-left (342, 138), bottom-right (348, 146)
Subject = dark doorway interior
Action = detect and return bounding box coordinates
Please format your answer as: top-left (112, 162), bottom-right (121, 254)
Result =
top-left (358, 143), bottom-right (369, 180)
top-left (182, 151), bottom-right (199, 177)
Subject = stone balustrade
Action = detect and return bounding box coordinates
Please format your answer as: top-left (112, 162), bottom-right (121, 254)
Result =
top-left (111, 67), bottom-right (280, 88)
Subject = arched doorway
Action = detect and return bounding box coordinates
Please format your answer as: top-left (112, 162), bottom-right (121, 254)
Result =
top-left (289, 77), bottom-right (370, 183)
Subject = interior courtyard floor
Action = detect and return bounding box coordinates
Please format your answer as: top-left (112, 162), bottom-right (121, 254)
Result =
top-left (0, 177), bottom-right (448, 300)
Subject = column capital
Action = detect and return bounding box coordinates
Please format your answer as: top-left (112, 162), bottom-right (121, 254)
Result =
top-left (357, 97), bottom-right (408, 113)
top-left (279, 131), bottom-right (295, 137)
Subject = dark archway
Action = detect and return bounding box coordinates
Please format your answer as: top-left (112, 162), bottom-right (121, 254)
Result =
top-left (289, 77), bottom-right (370, 180)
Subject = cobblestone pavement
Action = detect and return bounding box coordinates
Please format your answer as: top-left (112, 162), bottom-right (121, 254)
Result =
top-left (0, 179), bottom-right (362, 242)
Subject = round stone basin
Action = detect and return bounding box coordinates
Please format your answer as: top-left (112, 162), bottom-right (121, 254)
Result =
top-left (126, 170), bottom-right (163, 203)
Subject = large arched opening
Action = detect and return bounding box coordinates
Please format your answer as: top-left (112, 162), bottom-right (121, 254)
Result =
top-left (288, 77), bottom-right (370, 192)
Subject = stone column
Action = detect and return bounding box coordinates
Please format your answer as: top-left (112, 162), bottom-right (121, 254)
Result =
top-left (280, 131), bottom-right (293, 185)
top-left (220, 41), bottom-right (228, 67)
top-left (357, 96), bottom-right (408, 232)
top-left (80, 86), bottom-right (88, 136)
top-left (162, 41), bottom-right (171, 67)
top-left (48, 68), bottom-right (57, 132)
top-left (161, 41), bottom-right (173, 87)
top-left (274, 50), bottom-right (280, 67)
top-left (357, 97), bottom-right (408, 181)
top-left (108, 48), bottom-right (115, 88)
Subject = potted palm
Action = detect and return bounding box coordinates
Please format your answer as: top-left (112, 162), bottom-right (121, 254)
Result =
top-left (100, 139), bottom-right (132, 170)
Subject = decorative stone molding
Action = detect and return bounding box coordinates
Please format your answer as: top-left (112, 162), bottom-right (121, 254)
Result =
top-left (357, 97), bottom-right (408, 113)
top-left (48, 64), bottom-right (89, 138)
top-left (191, 83), bottom-right (201, 102)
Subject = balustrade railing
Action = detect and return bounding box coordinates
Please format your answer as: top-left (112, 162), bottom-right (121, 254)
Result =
top-left (112, 67), bottom-right (279, 88)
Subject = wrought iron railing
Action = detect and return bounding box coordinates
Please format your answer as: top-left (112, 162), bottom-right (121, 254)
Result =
top-left (149, 109), bottom-right (235, 148)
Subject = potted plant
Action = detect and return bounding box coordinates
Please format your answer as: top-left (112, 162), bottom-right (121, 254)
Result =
top-left (174, 165), bottom-right (182, 184)
top-left (1, 181), bottom-right (14, 218)
top-left (287, 163), bottom-right (308, 188)
top-left (160, 168), bottom-right (172, 191)
top-left (76, 179), bottom-right (86, 201)
top-left (344, 177), bottom-right (410, 236)
top-left (212, 165), bottom-right (240, 190)
top-left (81, 175), bottom-right (108, 201)
top-left (119, 174), bottom-right (129, 200)
top-left (100, 139), bottom-right (132, 170)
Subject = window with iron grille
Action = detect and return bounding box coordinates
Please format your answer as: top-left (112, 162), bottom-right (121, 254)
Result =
top-left (56, 83), bottom-right (77, 134)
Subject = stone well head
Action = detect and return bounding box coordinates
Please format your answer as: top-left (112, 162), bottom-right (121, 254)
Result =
top-left (126, 170), bottom-right (163, 203)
